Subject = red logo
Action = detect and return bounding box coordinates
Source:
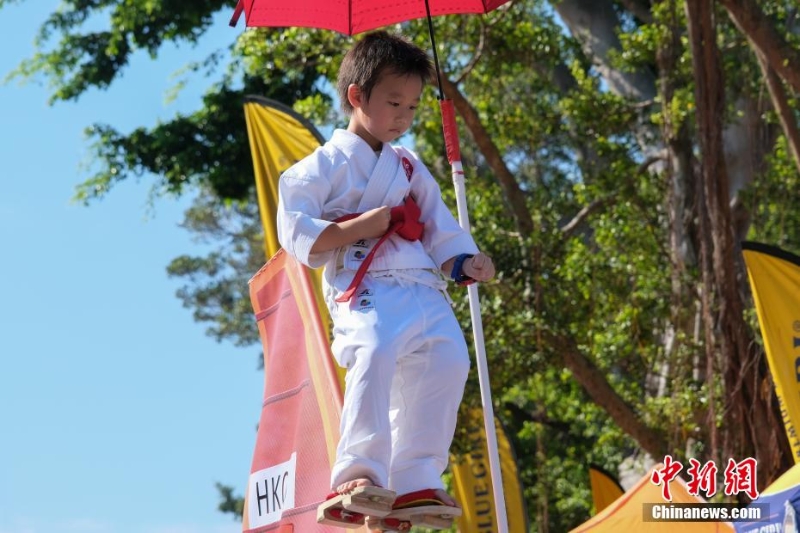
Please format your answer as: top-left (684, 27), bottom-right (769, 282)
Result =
top-left (402, 157), bottom-right (413, 181)
top-left (651, 456), bottom-right (684, 501)
top-left (686, 458), bottom-right (718, 497)
top-left (650, 455), bottom-right (760, 501)
top-left (723, 457), bottom-right (759, 500)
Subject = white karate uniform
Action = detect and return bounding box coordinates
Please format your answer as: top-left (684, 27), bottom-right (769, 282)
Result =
top-left (277, 129), bottom-right (478, 495)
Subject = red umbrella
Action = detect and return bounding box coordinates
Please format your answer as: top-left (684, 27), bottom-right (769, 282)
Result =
top-left (231, 2), bottom-right (512, 531)
top-left (230, 0), bottom-right (509, 36)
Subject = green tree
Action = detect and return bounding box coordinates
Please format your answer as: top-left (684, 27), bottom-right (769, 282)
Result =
top-left (9, 0), bottom-right (800, 529)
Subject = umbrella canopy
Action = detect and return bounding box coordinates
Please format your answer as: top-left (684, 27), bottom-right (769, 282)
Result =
top-left (234, 0), bottom-right (509, 35)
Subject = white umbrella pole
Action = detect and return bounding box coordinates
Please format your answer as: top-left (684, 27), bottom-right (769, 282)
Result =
top-left (450, 159), bottom-right (509, 533)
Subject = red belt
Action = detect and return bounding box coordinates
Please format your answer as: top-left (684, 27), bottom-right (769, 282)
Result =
top-left (333, 196), bottom-right (424, 303)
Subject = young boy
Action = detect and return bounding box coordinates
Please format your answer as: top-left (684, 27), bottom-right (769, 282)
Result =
top-left (277, 31), bottom-right (495, 528)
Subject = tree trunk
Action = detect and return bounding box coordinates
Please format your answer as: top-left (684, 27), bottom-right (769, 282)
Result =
top-left (551, 0), bottom-right (656, 101)
top-left (656, 0), bottom-right (697, 275)
top-left (656, 0), bottom-right (705, 458)
top-left (685, 0), bottom-right (790, 489)
top-left (723, 95), bottom-right (777, 241)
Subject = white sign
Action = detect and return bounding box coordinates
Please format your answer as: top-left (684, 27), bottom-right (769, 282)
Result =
top-left (247, 452), bottom-right (297, 527)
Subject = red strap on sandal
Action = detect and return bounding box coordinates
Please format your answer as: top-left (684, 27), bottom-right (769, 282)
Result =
top-left (333, 197), bottom-right (423, 303)
top-left (392, 489), bottom-right (447, 509)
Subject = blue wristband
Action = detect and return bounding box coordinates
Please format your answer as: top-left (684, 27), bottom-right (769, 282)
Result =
top-left (451, 253), bottom-right (475, 285)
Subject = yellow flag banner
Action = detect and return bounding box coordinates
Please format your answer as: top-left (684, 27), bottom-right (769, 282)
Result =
top-left (588, 464), bottom-right (625, 514)
top-left (243, 96), bottom-right (325, 257)
top-left (452, 410), bottom-right (529, 532)
top-left (243, 94), bottom-right (529, 530)
top-left (742, 241), bottom-right (800, 464)
top-left (243, 96), bottom-right (331, 343)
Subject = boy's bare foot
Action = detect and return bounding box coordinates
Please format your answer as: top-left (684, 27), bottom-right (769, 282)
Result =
top-left (336, 477), bottom-right (377, 494)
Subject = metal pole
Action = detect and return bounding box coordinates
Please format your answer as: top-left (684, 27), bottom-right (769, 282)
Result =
top-left (451, 160), bottom-right (509, 533)
top-left (431, 23), bottom-right (508, 528)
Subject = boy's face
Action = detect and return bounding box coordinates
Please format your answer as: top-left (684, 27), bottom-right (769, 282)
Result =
top-left (347, 70), bottom-right (423, 150)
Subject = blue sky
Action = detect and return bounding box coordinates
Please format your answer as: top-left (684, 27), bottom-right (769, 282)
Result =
top-left (0, 3), bottom-right (264, 532)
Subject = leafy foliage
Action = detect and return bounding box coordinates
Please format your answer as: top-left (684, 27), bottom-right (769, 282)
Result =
top-left (166, 188), bottom-right (266, 347)
top-left (77, 70), bottom-right (326, 202)
top-left (6, 0), bottom-right (233, 102)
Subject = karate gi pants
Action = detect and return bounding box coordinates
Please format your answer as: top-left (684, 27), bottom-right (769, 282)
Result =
top-left (326, 271), bottom-right (470, 495)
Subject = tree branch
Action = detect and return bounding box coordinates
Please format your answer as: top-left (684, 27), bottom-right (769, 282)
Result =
top-left (440, 76), bottom-right (535, 235)
top-left (454, 24), bottom-right (487, 85)
top-left (504, 402), bottom-right (574, 435)
top-left (719, 0), bottom-right (800, 94)
top-left (544, 331), bottom-right (668, 459)
top-left (617, 0), bottom-right (654, 24)
top-left (755, 53), bottom-right (800, 176)
top-left (559, 154), bottom-right (663, 239)
top-left (560, 196), bottom-right (616, 238)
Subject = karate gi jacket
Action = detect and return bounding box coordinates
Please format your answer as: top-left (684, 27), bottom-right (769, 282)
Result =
top-left (277, 129), bottom-right (478, 291)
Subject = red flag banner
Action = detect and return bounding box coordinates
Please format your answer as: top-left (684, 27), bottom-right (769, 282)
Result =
top-left (244, 250), bottom-right (365, 532)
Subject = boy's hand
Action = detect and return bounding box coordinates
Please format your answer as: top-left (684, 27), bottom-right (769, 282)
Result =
top-left (311, 206), bottom-right (391, 254)
top-left (354, 206), bottom-right (392, 239)
top-left (462, 252), bottom-right (495, 282)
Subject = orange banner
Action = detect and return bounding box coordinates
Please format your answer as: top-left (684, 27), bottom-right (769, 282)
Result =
top-left (589, 464), bottom-right (625, 514)
top-left (243, 250), bottom-right (366, 532)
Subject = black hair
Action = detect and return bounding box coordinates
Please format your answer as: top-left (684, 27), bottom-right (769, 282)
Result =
top-left (337, 31), bottom-right (434, 116)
